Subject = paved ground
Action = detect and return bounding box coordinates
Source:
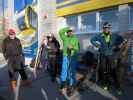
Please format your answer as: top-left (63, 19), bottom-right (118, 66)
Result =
top-left (0, 54), bottom-right (133, 100)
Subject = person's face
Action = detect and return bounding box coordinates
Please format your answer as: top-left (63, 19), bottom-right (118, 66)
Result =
top-left (103, 27), bottom-right (111, 34)
top-left (49, 37), bottom-right (53, 41)
top-left (67, 31), bottom-right (73, 37)
top-left (42, 36), bottom-right (47, 42)
top-left (9, 32), bottom-right (15, 39)
top-left (42, 35), bottom-right (46, 40)
top-left (42, 36), bottom-right (45, 42)
top-left (51, 34), bottom-right (54, 38)
top-left (44, 37), bottom-right (48, 45)
top-left (42, 36), bottom-right (47, 44)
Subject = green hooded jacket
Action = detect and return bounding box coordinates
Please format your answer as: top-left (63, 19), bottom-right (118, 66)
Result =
top-left (59, 27), bottom-right (80, 56)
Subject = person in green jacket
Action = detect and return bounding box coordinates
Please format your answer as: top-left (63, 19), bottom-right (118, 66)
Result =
top-left (59, 27), bottom-right (80, 96)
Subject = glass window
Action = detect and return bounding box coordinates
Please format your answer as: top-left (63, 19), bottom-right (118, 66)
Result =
top-left (80, 12), bottom-right (97, 33)
top-left (28, 7), bottom-right (37, 29)
top-left (129, 5), bottom-right (133, 30)
top-left (66, 12), bottom-right (97, 34)
top-left (129, 5), bottom-right (133, 69)
top-left (17, 16), bottom-right (26, 30)
top-left (99, 8), bottom-right (118, 32)
top-left (66, 15), bottom-right (78, 32)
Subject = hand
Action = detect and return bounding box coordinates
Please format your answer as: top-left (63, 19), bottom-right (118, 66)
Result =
top-left (68, 45), bottom-right (73, 49)
top-left (95, 41), bottom-right (101, 48)
top-left (113, 46), bottom-right (120, 52)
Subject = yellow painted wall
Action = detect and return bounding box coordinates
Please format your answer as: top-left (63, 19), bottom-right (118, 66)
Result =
top-left (56, 0), bottom-right (133, 16)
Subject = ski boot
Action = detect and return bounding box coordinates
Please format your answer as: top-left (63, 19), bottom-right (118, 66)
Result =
top-left (58, 82), bottom-right (66, 95)
top-left (117, 88), bottom-right (123, 95)
top-left (66, 86), bottom-right (75, 97)
top-left (101, 84), bottom-right (110, 91)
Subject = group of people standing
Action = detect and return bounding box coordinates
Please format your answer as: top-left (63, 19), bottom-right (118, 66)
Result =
top-left (36, 28), bottom-right (79, 96)
top-left (1, 22), bottom-right (128, 96)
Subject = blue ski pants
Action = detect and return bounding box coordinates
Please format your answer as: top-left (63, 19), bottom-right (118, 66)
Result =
top-left (60, 55), bottom-right (77, 87)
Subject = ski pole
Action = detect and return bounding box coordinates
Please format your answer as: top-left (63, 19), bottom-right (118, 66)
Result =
top-left (33, 46), bottom-right (42, 79)
top-left (94, 47), bottom-right (100, 92)
top-left (67, 48), bottom-right (72, 87)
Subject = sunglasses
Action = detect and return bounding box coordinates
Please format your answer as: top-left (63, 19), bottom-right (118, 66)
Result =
top-left (103, 27), bottom-right (111, 29)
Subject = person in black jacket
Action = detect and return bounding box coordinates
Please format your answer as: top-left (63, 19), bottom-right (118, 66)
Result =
top-left (47, 34), bottom-right (60, 82)
top-left (39, 35), bottom-right (49, 70)
top-left (2, 29), bottom-right (31, 91)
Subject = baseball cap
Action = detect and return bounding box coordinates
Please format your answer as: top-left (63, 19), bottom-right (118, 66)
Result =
top-left (8, 29), bottom-right (16, 35)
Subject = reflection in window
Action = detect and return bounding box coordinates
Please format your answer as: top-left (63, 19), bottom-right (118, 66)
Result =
top-left (100, 8), bottom-right (118, 32)
top-left (66, 15), bottom-right (78, 32)
top-left (66, 12), bottom-right (97, 34)
top-left (80, 12), bottom-right (96, 33)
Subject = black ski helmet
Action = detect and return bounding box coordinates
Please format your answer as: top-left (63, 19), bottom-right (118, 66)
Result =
top-left (103, 22), bottom-right (111, 28)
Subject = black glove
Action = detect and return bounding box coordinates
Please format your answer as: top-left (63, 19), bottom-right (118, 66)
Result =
top-left (67, 48), bottom-right (72, 56)
top-left (113, 46), bottom-right (120, 52)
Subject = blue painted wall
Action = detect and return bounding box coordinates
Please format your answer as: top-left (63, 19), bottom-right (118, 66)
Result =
top-left (14, 0), bottom-right (36, 12)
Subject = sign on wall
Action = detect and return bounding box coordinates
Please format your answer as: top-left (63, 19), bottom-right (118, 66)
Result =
top-left (14, 0), bottom-right (38, 57)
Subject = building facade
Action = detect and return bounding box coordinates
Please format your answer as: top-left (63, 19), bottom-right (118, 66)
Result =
top-left (55, 0), bottom-right (133, 71)
top-left (2, 0), bottom-right (133, 69)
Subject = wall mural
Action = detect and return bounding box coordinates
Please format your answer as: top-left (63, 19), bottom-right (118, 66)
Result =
top-left (14, 0), bottom-right (38, 57)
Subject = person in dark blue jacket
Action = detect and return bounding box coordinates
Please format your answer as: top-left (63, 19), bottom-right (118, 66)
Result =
top-left (91, 22), bottom-right (125, 95)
